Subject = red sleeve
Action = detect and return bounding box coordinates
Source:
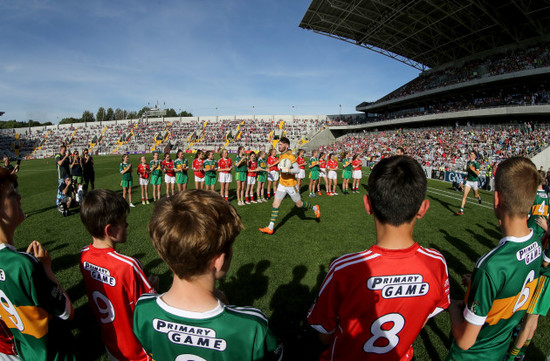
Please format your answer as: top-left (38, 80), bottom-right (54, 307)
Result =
top-left (307, 265), bottom-right (340, 334)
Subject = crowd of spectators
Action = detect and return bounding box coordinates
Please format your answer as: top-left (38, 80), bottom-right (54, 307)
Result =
top-left (319, 122), bottom-right (550, 172)
top-left (380, 42), bottom-right (550, 102)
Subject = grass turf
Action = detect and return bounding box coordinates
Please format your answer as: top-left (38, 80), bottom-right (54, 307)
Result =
top-left (11, 154), bottom-right (550, 360)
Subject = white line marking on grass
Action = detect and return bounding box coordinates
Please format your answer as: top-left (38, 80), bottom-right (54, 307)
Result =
top-left (427, 187), bottom-right (493, 210)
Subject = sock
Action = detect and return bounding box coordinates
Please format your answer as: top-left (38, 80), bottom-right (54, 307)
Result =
top-left (508, 346), bottom-right (521, 360)
top-left (519, 339), bottom-right (532, 356)
top-left (301, 201), bottom-right (313, 210)
top-left (313, 205), bottom-right (318, 212)
top-left (269, 207), bottom-right (279, 229)
top-left (246, 196), bottom-right (249, 202)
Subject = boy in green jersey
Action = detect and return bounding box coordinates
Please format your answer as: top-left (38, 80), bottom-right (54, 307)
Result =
top-left (308, 150), bottom-right (320, 198)
top-left (457, 151), bottom-right (482, 215)
top-left (341, 151), bottom-right (352, 194)
top-left (135, 190), bottom-right (283, 360)
top-left (174, 149), bottom-right (189, 192)
top-left (120, 154), bottom-right (135, 207)
top-left (447, 157), bottom-right (542, 361)
top-left (506, 172), bottom-right (549, 361)
top-left (203, 151), bottom-right (217, 191)
top-left (149, 151), bottom-right (163, 201)
top-left (0, 167), bottom-right (76, 360)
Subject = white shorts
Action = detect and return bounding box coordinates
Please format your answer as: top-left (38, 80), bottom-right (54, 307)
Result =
top-left (247, 176), bottom-right (256, 185)
top-left (165, 175), bottom-right (175, 184)
top-left (297, 169), bottom-right (305, 179)
top-left (465, 180), bottom-right (479, 191)
top-left (139, 178), bottom-right (149, 186)
top-left (352, 170), bottom-right (362, 179)
top-left (268, 170), bottom-right (279, 182)
top-left (275, 183), bottom-right (301, 203)
top-left (328, 170), bottom-right (337, 180)
top-left (320, 169), bottom-right (327, 178)
top-left (219, 172), bottom-right (232, 183)
top-left (195, 175), bottom-right (205, 183)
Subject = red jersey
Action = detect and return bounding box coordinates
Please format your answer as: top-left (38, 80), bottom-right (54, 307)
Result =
top-left (80, 245), bottom-right (155, 361)
top-left (0, 320), bottom-right (16, 356)
top-left (319, 159), bottom-right (327, 170)
top-left (137, 163), bottom-right (150, 179)
top-left (162, 160), bottom-right (175, 177)
top-left (327, 159), bottom-right (338, 171)
top-left (352, 159), bottom-right (362, 171)
top-left (296, 156), bottom-right (306, 169)
top-left (267, 156), bottom-right (279, 172)
top-left (192, 159), bottom-right (204, 177)
top-left (247, 160), bottom-right (258, 177)
top-left (308, 243), bottom-right (450, 361)
top-left (218, 158), bottom-right (233, 173)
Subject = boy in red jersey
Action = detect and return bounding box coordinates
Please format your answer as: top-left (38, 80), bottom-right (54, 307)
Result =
top-left (79, 189), bottom-right (158, 361)
top-left (351, 153), bottom-right (363, 193)
top-left (308, 155), bottom-right (450, 361)
top-left (296, 149), bottom-right (306, 192)
top-left (192, 150), bottom-right (205, 190)
top-left (137, 156), bottom-right (151, 205)
top-left (266, 148), bottom-right (279, 199)
top-left (217, 149), bottom-right (233, 201)
top-left (162, 153), bottom-right (175, 197)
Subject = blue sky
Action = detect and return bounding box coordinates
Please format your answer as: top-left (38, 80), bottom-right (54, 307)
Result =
top-left (0, 0), bottom-right (419, 123)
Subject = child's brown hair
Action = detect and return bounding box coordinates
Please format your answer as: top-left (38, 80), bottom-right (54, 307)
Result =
top-left (495, 157), bottom-right (539, 217)
top-left (149, 190), bottom-right (243, 279)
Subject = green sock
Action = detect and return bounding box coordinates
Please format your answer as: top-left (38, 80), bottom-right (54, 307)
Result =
top-left (270, 207), bottom-right (279, 224)
top-left (301, 201), bottom-right (312, 210)
top-left (518, 339), bottom-right (531, 356)
top-left (508, 346), bottom-right (521, 360)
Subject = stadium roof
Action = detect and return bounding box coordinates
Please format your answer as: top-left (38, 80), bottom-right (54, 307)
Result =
top-left (299, 0), bottom-right (550, 70)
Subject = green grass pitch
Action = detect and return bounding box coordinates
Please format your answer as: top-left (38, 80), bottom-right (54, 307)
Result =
top-left (12, 154), bottom-right (550, 360)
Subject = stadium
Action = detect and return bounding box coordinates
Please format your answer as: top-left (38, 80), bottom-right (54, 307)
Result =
top-left (1, 0), bottom-right (550, 360)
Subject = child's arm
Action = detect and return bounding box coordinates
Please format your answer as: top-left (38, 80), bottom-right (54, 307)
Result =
top-left (448, 300), bottom-right (482, 350)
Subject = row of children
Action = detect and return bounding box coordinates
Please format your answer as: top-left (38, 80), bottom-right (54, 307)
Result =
top-left (1, 155), bottom-right (548, 360)
top-left (119, 147), bottom-right (365, 206)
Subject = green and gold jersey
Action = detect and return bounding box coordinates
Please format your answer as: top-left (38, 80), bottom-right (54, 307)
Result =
top-left (149, 159), bottom-right (163, 176)
top-left (308, 157), bottom-right (319, 171)
top-left (342, 158), bottom-right (352, 171)
top-left (466, 160), bottom-right (480, 182)
top-left (120, 162), bottom-right (132, 181)
top-left (174, 158), bottom-right (188, 174)
top-left (447, 231), bottom-right (542, 361)
top-left (257, 158), bottom-right (267, 171)
top-left (528, 189), bottom-right (549, 243)
top-left (234, 155), bottom-right (247, 173)
top-left (134, 293), bottom-right (282, 361)
top-left (0, 244), bottom-right (75, 361)
top-left (203, 159), bottom-right (217, 176)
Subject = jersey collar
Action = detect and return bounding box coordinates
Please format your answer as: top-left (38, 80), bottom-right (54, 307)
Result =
top-left (156, 294), bottom-right (224, 319)
top-left (0, 243), bottom-right (15, 251)
top-left (499, 229), bottom-right (534, 245)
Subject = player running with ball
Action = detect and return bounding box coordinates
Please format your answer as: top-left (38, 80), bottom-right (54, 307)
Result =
top-left (259, 137), bottom-right (320, 235)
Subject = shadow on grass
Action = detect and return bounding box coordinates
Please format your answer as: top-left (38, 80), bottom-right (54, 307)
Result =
top-left (429, 193), bottom-right (457, 213)
top-left (430, 244), bottom-right (468, 301)
top-left (25, 205), bottom-right (58, 217)
top-left (464, 228), bottom-right (496, 250)
top-left (439, 229), bottom-right (481, 262)
top-left (475, 223), bottom-right (500, 243)
top-left (51, 253), bottom-right (80, 274)
top-left (269, 265), bottom-right (324, 361)
top-left (71, 303), bottom-right (105, 361)
top-left (274, 206), bottom-right (319, 233)
top-left (218, 260), bottom-right (271, 306)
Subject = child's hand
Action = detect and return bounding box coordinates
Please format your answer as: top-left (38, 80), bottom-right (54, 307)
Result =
top-left (148, 274), bottom-right (160, 291)
top-left (536, 217), bottom-right (548, 232)
top-left (26, 241), bottom-right (52, 270)
top-left (461, 273), bottom-right (472, 286)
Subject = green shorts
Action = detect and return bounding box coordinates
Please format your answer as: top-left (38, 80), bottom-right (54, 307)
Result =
top-left (121, 179), bottom-right (133, 188)
top-left (205, 174), bottom-right (216, 186)
top-left (309, 170), bottom-right (319, 180)
top-left (257, 173), bottom-right (267, 183)
top-left (529, 275), bottom-right (550, 316)
top-left (72, 175), bottom-right (83, 184)
top-left (236, 172), bottom-right (247, 182)
top-left (151, 174), bottom-right (162, 186)
top-left (342, 170), bottom-right (352, 180)
top-left (176, 172), bottom-right (188, 184)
